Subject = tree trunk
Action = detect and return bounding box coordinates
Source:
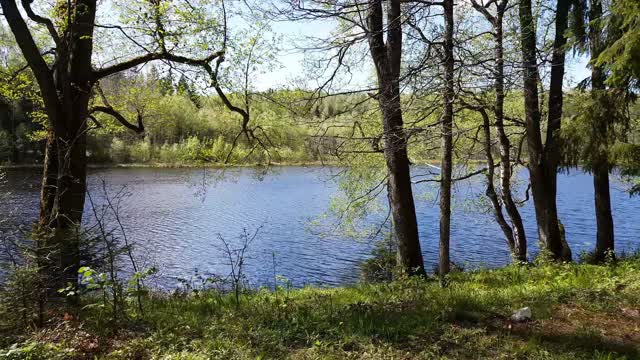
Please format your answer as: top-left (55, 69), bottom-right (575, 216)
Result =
top-left (37, 110), bottom-right (90, 293)
top-left (470, 1), bottom-right (528, 262)
top-left (367, 0), bottom-right (424, 275)
top-left (439, 0), bottom-right (455, 277)
top-left (589, 0), bottom-right (615, 262)
top-left (23, 0), bottom-right (96, 293)
top-left (494, 12), bottom-right (527, 262)
top-left (382, 93), bottom-right (425, 275)
top-left (480, 107), bottom-right (518, 254)
top-left (544, 0), bottom-right (571, 261)
top-left (518, 0), bottom-right (571, 261)
top-left (39, 130), bottom-right (57, 228)
top-left (593, 160), bottom-right (614, 260)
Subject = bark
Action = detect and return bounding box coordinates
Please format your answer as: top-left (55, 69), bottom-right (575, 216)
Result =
top-left (479, 107), bottom-right (517, 254)
top-left (48, 0), bottom-right (95, 291)
top-left (39, 131), bottom-right (57, 228)
top-left (518, 0), bottom-right (571, 261)
top-left (438, 0), bottom-right (455, 277)
top-left (495, 12), bottom-right (527, 262)
top-left (473, 0), bottom-right (528, 262)
top-left (2, 0), bottom-right (95, 292)
top-left (589, 0), bottom-right (615, 261)
top-left (593, 162), bottom-right (614, 260)
top-left (546, 0), bottom-right (572, 261)
top-left (367, 0), bottom-right (424, 275)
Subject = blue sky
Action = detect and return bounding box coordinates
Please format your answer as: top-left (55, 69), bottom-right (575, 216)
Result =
top-left (252, 19), bottom-right (592, 91)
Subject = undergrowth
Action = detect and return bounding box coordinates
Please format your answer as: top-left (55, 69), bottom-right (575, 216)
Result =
top-left (1, 256), bottom-right (639, 359)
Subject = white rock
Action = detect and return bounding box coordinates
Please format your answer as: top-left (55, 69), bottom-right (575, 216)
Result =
top-left (512, 307), bottom-right (532, 322)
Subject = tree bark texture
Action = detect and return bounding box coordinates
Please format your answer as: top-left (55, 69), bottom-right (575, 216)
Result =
top-left (367, 0), bottom-right (425, 275)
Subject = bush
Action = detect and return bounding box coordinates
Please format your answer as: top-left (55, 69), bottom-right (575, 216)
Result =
top-left (129, 138), bottom-right (151, 163)
top-left (179, 136), bottom-right (205, 162)
top-left (0, 264), bottom-right (45, 343)
top-left (360, 238), bottom-right (396, 283)
top-left (109, 138), bottom-right (128, 163)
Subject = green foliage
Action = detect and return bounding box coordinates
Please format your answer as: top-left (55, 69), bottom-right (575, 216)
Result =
top-left (0, 265), bottom-right (43, 341)
top-left (3, 258), bottom-right (640, 359)
top-left (327, 153), bottom-right (387, 238)
top-left (86, 75), bottom-right (329, 166)
top-left (561, 91), bottom-right (631, 171)
top-left (610, 142), bottom-right (640, 194)
top-left (0, 342), bottom-right (72, 360)
top-left (359, 237), bottom-right (396, 283)
top-left (596, 0), bottom-right (640, 87)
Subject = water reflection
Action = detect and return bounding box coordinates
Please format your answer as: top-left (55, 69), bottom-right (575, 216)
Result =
top-left (1, 166), bottom-right (639, 288)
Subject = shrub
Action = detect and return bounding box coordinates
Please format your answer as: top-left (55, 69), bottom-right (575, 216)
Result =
top-left (129, 138), bottom-right (151, 163)
top-left (179, 136), bottom-right (205, 162)
top-left (109, 138), bottom-right (128, 163)
top-left (360, 238), bottom-right (396, 283)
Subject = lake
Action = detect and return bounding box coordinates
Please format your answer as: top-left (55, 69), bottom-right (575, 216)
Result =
top-left (1, 166), bottom-right (639, 288)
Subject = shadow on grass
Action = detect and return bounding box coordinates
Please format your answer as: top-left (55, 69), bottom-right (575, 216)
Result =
top-left (481, 318), bottom-right (640, 359)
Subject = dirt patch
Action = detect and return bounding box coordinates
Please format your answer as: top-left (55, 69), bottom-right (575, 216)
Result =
top-left (541, 304), bottom-right (640, 347)
top-left (484, 304), bottom-right (640, 357)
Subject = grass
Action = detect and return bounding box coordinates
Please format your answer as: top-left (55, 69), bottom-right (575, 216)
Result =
top-left (2, 258), bottom-right (640, 359)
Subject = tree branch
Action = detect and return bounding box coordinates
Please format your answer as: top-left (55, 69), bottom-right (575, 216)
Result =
top-left (90, 106), bottom-right (145, 134)
top-left (20, 0), bottom-right (60, 45)
top-left (0, 0), bottom-right (59, 121)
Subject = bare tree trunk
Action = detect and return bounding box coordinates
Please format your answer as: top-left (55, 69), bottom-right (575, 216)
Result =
top-left (439, 0), bottom-right (455, 277)
top-left (494, 12), bottom-right (527, 262)
top-left (39, 130), bottom-right (57, 228)
top-left (518, 0), bottom-right (571, 261)
top-left (470, 0), bottom-right (527, 261)
top-left (367, 0), bottom-right (424, 275)
top-left (480, 108), bottom-right (517, 253)
top-left (589, 0), bottom-right (614, 262)
top-left (545, 0), bottom-right (572, 261)
top-left (593, 161), bottom-right (614, 259)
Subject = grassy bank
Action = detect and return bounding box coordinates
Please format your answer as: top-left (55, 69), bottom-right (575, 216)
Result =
top-left (2, 258), bottom-right (640, 359)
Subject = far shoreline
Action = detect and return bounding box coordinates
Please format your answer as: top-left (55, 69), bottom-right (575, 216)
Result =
top-left (0, 159), bottom-right (482, 170)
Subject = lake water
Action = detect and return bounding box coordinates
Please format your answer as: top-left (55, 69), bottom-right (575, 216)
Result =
top-left (1, 166), bottom-right (639, 288)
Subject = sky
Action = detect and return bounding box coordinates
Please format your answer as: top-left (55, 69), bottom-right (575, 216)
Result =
top-left (252, 19), bottom-right (592, 91)
top-left (1, 1), bottom-right (593, 92)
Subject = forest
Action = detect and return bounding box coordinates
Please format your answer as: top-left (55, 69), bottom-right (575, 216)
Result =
top-left (1, 0), bottom-right (640, 358)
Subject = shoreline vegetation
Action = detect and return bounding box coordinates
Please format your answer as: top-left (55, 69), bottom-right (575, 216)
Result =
top-left (0, 159), bottom-right (482, 170)
top-left (1, 257), bottom-right (639, 359)
top-left (1, 0), bottom-right (639, 358)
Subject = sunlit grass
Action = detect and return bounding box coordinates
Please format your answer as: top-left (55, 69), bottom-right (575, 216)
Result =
top-left (2, 256), bottom-right (640, 359)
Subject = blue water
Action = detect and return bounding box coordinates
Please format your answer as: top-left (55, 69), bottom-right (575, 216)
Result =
top-left (1, 166), bottom-right (638, 288)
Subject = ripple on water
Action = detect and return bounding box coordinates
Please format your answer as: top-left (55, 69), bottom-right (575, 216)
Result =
top-left (1, 167), bottom-right (639, 288)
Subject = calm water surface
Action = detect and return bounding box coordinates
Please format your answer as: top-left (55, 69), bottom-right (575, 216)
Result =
top-left (1, 166), bottom-right (639, 288)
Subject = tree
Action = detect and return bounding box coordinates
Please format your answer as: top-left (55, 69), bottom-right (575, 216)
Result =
top-left (0, 0), bottom-right (237, 293)
top-left (439, 0), bottom-right (455, 277)
top-left (367, 0), bottom-right (425, 275)
top-left (279, 0), bottom-right (426, 275)
top-left (0, 24), bottom-right (45, 164)
top-left (596, 0), bottom-right (640, 87)
top-left (517, 0), bottom-right (572, 261)
top-left (176, 74), bottom-right (201, 108)
top-left (469, 0), bottom-right (528, 262)
top-left (563, 0), bottom-right (631, 261)
top-left (587, 0), bottom-right (615, 261)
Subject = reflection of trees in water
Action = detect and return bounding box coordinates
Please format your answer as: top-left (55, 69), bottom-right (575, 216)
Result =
top-left (186, 166), bottom-right (282, 202)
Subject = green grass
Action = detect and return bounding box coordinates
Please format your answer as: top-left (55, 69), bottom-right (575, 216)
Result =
top-left (2, 258), bottom-right (640, 359)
